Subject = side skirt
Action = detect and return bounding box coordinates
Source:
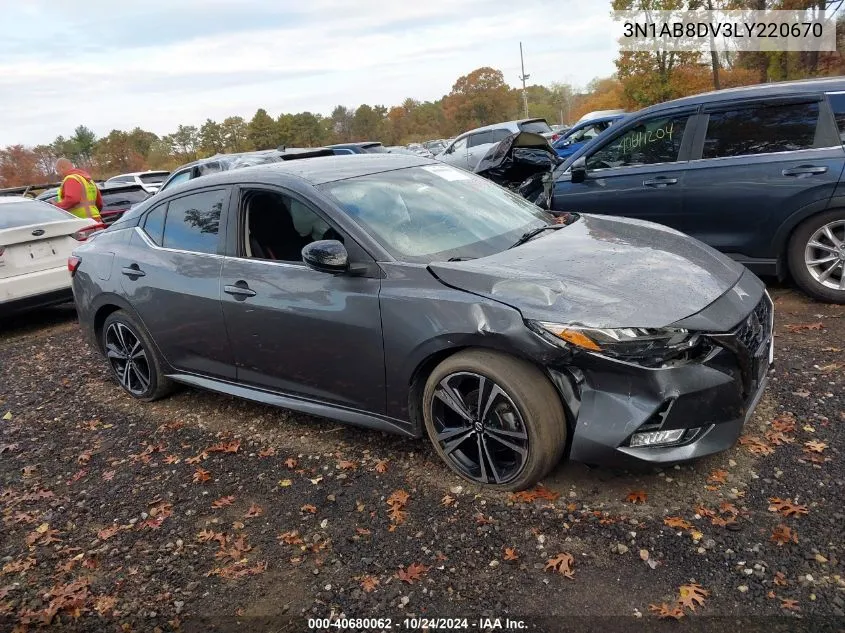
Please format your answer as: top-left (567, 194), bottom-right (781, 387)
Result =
top-left (166, 373), bottom-right (418, 438)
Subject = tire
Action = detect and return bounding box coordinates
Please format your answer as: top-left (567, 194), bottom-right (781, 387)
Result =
top-left (101, 310), bottom-right (173, 401)
top-left (787, 209), bottom-right (845, 304)
top-left (422, 349), bottom-right (567, 491)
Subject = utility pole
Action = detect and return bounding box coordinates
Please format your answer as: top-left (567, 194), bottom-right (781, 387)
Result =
top-left (519, 42), bottom-right (530, 119)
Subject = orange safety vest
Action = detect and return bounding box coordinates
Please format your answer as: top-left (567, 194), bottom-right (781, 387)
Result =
top-left (58, 173), bottom-right (102, 221)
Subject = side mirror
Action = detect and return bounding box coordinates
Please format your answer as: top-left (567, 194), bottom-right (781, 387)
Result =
top-left (302, 240), bottom-right (349, 274)
top-left (570, 156), bottom-right (587, 184)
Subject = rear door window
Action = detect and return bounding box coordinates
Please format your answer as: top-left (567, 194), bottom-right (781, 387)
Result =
top-left (702, 101), bottom-right (820, 158)
top-left (827, 92), bottom-right (845, 144)
top-left (468, 131), bottom-right (493, 147)
top-left (489, 128), bottom-right (513, 143)
top-left (586, 114), bottom-right (690, 170)
top-left (161, 189), bottom-right (226, 254)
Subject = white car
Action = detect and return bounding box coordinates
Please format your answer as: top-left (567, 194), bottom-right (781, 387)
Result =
top-left (105, 170), bottom-right (170, 194)
top-left (436, 118), bottom-right (556, 171)
top-left (0, 197), bottom-right (103, 316)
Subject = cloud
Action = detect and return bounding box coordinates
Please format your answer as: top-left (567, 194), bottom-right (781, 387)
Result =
top-left (0, 0), bottom-right (616, 146)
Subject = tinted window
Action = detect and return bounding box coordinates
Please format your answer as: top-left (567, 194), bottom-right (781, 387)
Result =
top-left (139, 173), bottom-right (168, 184)
top-left (468, 131), bottom-right (493, 147)
top-left (0, 200), bottom-right (73, 229)
top-left (162, 189), bottom-right (225, 254)
top-left (586, 115), bottom-right (689, 170)
top-left (142, 204), bottom-right (166, 246)
top-left (103, 189), bottom-right (149, 211)
top-left (490, 129), bottom-right (513, 143)
top-left (243, 191), bottom-right (334, 262)
top-left (827, 92), bottom-right (845, 144)
top-left (703, 102), bottom-right (819, 158)
top-left (519, 120), bottom-right (553, 134)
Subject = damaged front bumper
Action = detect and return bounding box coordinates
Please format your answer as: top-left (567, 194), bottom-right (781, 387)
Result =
top-left (548, 287), bottom-right (774, 469)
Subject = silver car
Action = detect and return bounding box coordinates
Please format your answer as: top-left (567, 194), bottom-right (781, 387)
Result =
top-left (437, 119), bottom-right (554, 171)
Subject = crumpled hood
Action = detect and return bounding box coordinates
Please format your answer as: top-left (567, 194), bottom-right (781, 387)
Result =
top-left (428, 214), bottom-right (746, 329)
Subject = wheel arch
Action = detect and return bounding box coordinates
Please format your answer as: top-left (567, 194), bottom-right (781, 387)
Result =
top-left (772, 198), bottom-right (844, 272)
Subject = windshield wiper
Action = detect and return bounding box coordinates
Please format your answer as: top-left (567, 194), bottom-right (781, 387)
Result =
top-left (447, 256), bottom-right (476, 261)
top-left (508, 224), bottom-right (567, 250)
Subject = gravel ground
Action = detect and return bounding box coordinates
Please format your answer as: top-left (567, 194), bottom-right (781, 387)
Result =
top-left (0, 285), bottom-right (843, 632)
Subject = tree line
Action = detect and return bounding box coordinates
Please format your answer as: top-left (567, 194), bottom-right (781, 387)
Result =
top-left (1, 0), bottom-right (842, 188)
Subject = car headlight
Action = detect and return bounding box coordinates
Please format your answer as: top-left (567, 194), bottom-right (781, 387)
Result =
top-left (529, 321), bottom-right (703, 367)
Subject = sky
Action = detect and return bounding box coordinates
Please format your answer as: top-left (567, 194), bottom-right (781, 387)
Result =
top-left (0, 0), bottom-right (617, 147)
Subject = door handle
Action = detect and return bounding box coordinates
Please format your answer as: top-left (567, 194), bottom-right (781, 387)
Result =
top-left (782, 165), bottom-right (828, 177)
top-left (642, 177), bottom-right (678, 188)
top-left (121, 264), bottom-right (145, 277)
top-left (224, 281), bottom-right (256, 299)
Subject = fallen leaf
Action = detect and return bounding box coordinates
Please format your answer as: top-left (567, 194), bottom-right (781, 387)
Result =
top-left (677, 583), bottom-right (709, 611)
top-left (770, 525), bottom-right (798, 546)
top-left (441, 494), bottom-right (455, 507)
top-left (2, 412), bottom-right (11, 421)
top-left (388, 506), bottom-right (407, 524)
top-left (396, 562), bottom-right (429, 584)
top-left (77, 452), bottom-right (92, 465)
top-left (785, 322), bottom-right (823, 332)
top-left (765, 431), bottom-right (794, 446)
top-left (780, 598), bottom-right (800, 611)
top-left (211, 496), bottom-right (236, 509)
top-left (707, 469), bottom-right (728, 484)
top-left (244, 503), bottom-right (263, 519)
top-left (386, 489), bottom-right (410, 508)
top-left (664, 516), bottom-right (692, 530)
top-left (718, 502), bottom-right (739, 516)
top-left (768, 497), bottom-right (809, 518)
top-left (207, 439), bottom-right (240, 454)
top-left (774, 571), bottom-right (788, 586)
top-left (649, 603), bottom-right (685, 620)
top-left (300, 504), bottom-right (317, 514)
top-left (821, 346), bottom-right (842, 352)
top-left (258, 447), bottom-right (276, 458)
top-left (503, 547), bottom-right (519, 561)
top-left (97, 525), bottom-right (120, 541)
top-left (192, 468), bottom-right (211, 484)
top-left (355, 527), bottom-right (371, 536)
top-left (803, 440), bottom-right (827, 454)
top-left (93, 594), bottom-right (117, 616)
top-left (374, 460), bottom-right (388, 473)
top-left (508, 485), bottom-right (560, 503)
top-left (278, 479), bottom-right (293, 487)
top-left (196, 529), bottom-right (218, 543)
top-left (337, 459), bottom-right (357, 471)
top-left (284, 458), bottom-right (298, 469)
top-left (771, 416), bottom-right (796, 433)
top-left (738, 435), bottom-right (773, 455)
top-left (278, 531), bottom-right (304, 545)
top-left (544, 552), bottom-right (575, 579)
top-left (163, 455), bottom-right (180, 465)
top-left (360, 575), bottom-right (379, 593)
top-left (625, 490), bottom-right (647, 504)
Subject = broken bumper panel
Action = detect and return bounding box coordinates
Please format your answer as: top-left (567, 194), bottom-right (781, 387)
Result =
top-left (559, 288), bottom-right (773, 469)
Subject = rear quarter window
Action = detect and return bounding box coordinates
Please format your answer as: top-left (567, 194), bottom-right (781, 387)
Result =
top-left (827, 92), bottom-right (845, 144)
top-left (702, 101), bottom-right (820, 158)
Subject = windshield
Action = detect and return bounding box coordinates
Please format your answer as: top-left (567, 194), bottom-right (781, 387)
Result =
top-left (0, 200), bottom-right (73, 229)
top-left (320, 164), bottom-right (554, 263)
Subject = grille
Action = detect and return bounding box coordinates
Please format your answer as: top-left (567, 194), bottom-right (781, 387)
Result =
top-left (734, 295), bottom-right (772, 353)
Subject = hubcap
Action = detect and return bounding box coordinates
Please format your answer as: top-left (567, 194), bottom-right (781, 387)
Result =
top-left (804, 220), bottom-right (845, 291)
top-left (105, 322), bottom-right (151, 396)
top-left (430, 372), bottom-right (528, 485)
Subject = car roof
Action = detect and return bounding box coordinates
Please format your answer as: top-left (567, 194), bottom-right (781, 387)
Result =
top-left (460, 118), bottom-right (548, 136)
top-left (109, 170), bottom-right (170, 177)
top-left (639, 76), bottom-right (845, 115)
top-left (172, 153), bottom-right (432, 188)
top-left (571, 114), bottom-right (626, 127)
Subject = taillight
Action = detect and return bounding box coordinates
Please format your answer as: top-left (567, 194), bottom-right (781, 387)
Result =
top-left (551, 133), bottom-right (560, 142)
top-left (72, 223), bottom-right (106, 241)
top-left (68, 256), bottom-right (81, 275)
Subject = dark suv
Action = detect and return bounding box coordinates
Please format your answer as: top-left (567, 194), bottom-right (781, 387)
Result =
top-left (551, 77), bottom-right (845, 303)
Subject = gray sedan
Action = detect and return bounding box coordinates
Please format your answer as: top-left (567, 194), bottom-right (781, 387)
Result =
top-left (70, 154), bottom-right (772, 490)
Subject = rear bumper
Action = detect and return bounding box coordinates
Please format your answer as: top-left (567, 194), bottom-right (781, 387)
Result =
top-left (0, 267), bottom-right (73, 316)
